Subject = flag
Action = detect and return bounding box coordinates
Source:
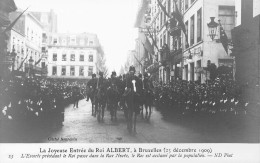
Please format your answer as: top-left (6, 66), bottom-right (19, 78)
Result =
top-left (172, 1), bottom-right (187, 36)
top-left (147, 27), bottom-right (159, 51)
top-left (3, 7), bottom-right (29, 33)
top-left (35, 55), bottom-right (43, 66)
top-left (133, 54), bottom-right (143, 66)
top-left (17, 53), bottom-right (29, 71)
top-left (141, 41), bottom-right (153, 61)
top-left (219, 22), bottom-right (229, 54)
top-left (157, 0), bottom-right (171, 18)
top-left (144, 36), bottom-right (154, 55)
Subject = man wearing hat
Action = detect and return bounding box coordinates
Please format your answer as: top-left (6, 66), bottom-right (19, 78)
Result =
top-left (107, 71), bottom-right (121, 121)
top-left (87, 73), bottom-right (97, 116)
top-left (86, 73), bottom-right (97, 102)
top-left (95, 71), bottom-right (107, 121)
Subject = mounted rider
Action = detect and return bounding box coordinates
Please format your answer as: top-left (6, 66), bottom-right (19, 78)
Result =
top-left (124, 66), bottom-right (142, 113)
top-left (107, 71), bottom-right (121, 121)
top-left (95, 71), bottom-right (107, 121)
top-left (86, 73), bottom-right (97, 102)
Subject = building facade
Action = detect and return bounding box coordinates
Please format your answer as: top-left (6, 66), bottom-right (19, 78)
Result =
top-left (8, 11), bottom-right (44, 76)
top-left (182, 0), bottom-right (235, 83)
top-left (31, 10), bottom-right (58, 73)
top-left (0, 0), bottom-right (17, 79)
top-left (47, 33), bottom-right (103, 80)
top-left (140, 0), bottom-right (236, 84)
top-left (231, 0), bottom-right (260, 102)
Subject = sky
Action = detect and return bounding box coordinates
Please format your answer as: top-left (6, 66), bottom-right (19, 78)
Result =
top-left (14, 0), bottom-right (140, 73)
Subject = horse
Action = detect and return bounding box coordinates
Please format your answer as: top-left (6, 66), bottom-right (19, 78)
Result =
top-left (142, 89), bottom-right (154, 121)
top-left (95, 87), bottom-right (107, 122)
top-left (88, 86), bottom-right (96, 116)
top-left (106, 83), bottom-right (120, 121)
top-left (123, 87), bottom-right (141, 134)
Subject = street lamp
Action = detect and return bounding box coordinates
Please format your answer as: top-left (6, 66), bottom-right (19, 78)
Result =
top-left (29, 56), bottom-right (34, 77)
top-left (207, 17), bottom-right (219, 41)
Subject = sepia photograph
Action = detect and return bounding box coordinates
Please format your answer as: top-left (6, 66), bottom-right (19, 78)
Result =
top-left (0, 0), bottom-right (259, 147)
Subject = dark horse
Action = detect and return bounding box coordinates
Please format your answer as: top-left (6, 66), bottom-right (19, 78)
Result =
top-left (142, 89), bottom-right (154, 120)
top-left (124, 88), bottom-right (140, 134)
top-left (88, 86), bottom-right (96, 116)
top-left (95, 88), bottom-right (107, 122)
top-left (106, 83), bottom-right (120, 121)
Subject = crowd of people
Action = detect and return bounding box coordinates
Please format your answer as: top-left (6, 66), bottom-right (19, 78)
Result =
top-left (153, 75), bottom-right (251, 121)
top-left (0, 76), bottom-right (86, 131)
top-left (0, 66), bottom-right (254, 135)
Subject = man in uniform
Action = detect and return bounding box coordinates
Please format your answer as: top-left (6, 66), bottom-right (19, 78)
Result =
top-left (95, 71), bottom-right (107, 121)
top-left (107, 71), bottom-right (120, 121)
top-left (124, 66), bottom-right (142, 133)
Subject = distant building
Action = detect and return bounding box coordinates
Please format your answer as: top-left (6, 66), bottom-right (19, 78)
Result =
top-left (31, 10), bottom-right (58, 75)
top-left (47, 33), bottom-right (104, 81)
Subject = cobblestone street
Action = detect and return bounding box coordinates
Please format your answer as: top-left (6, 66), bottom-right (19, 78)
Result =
top-left (39, 100), bottom-right (259, 143)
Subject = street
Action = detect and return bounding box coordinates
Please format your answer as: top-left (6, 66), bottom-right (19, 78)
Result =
top-left (1, 99), bottom-right (259, 143)
top-left (10, 99), bottom-right (257, 143)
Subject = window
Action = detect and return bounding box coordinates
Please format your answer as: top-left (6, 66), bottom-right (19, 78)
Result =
top-left (89, 40), bottom-right (94, 46)
top-left (185, 0), bottom-right (189, 10)
top-left (80, 54), bottom-right (84, 61)
top-left (160, 12), bottom-right (163, 28)
top-left (70, 36), bottom-right (76, 45)
top-left (62, 54), bottom-right (66, 61)
top-left (197, 8), bottom-right (202, 42)
top-left (88, 66), bottom-right (93, 76)
top-left (163, 2), bottom-right (166, 24)
top-left (41, 62), bottom-right (45, 68)
top-left (79, 66), bottom-right (84, 76)
top-left (190, 15), bottom-right (195, 45)
top-left (70, 54), bottom-right (75, 61)
top-left (53, 38), bottom-right (57, 44)
top-left (70, 66), bottom-right (75, 76)
top-left (218, 6), bottom-right (235, 40)
top-left (61, 66), bottom-right (66, 76)
top-left (185, 21), bottom-right (189, 48)
top-left (53, 53), bottom-right (57, 61)
top-left (88, 54), bottom-right (93, 62)
top-left (52, 66), bottom-right (57, 75)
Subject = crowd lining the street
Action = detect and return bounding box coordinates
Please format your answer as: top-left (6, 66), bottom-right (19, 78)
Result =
top-left (0, 71), bottom-right (256, 136)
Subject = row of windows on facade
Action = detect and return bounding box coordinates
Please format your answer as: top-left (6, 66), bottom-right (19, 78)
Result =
top-left (184, 6), bottom-right (234, 48)
top-left (52, 38), bottom-right (94, 46)
top-left (52, 66), bottom-right (93, 76)
top-left (151, 0), bottom-right (196, 19)
top-left (156, 6), bottom-right (234, 52)
top-left (52, 54), bottom-right (93, 62)
top-left (26, 27), bottom-right (41, 47)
